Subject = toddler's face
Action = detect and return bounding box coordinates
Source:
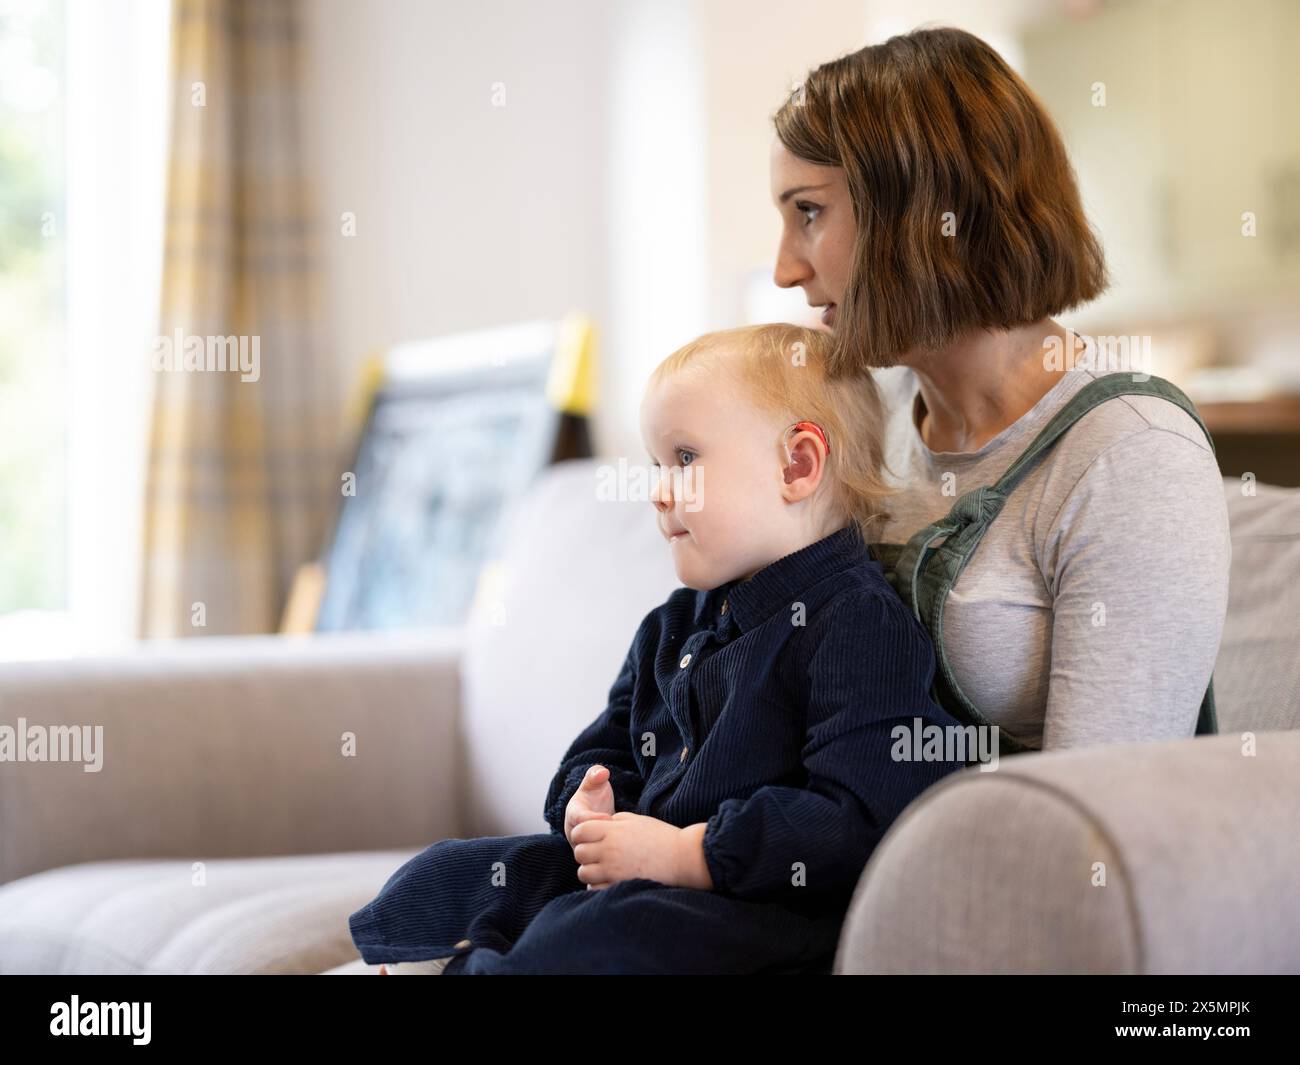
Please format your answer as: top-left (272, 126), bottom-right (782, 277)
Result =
top-left (640, 368), bottom-right (800, 591)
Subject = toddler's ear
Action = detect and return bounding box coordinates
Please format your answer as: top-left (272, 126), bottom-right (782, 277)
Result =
top-left (781, 433), bottom-right (824, 488)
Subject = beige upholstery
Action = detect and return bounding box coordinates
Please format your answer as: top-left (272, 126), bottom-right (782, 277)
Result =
top-left (835, 731), bottom-right (1300, 974)
top-left (0, 629), bottom-right (463, 885)
top-left (458, 461), bottom-right (677, 838)
top-left (1211, 479), bottom-right (1300, 734)
top-left (0, 630), bottom-right (460, 974)
top-left (0, 463), bottom-right (1296, 974)
top-left (0, 851), bottom-right (417, 975)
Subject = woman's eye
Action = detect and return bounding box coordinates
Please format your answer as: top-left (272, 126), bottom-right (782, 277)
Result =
top-left (796, 201), bottom-right (821, 226)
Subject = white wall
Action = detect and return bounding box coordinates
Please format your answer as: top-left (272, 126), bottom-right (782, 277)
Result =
top-left (302, 0), bottom-right (619, 444)
top-left (700, 0), bottom-right (867, 332)
top-left (300, 0), bottom-right (1065, 463)
top-left (700, 0), bottom-right (1063, 334)
top-left (603, 0), bottom-right (709, 460)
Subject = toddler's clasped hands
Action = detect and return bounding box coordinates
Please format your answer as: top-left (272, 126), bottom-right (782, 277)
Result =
top-left (563, 765), bottom-right (696, 891)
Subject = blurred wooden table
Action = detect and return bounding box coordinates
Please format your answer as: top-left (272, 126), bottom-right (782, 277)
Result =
top-left (1199, 395), bottom-right (1300, 487)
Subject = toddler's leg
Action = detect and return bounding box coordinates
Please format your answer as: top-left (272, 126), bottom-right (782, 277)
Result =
top-left (443, 879), bottom-right (845, 974)
top-left (349, 832), bottom-right (581, 965)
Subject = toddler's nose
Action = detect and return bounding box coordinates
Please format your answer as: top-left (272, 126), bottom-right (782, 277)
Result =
top-left (651, 470), bottom-right (674, 508)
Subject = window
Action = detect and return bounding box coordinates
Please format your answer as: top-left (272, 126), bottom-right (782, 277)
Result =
top-left (0, 0), bottom-right (169, 659)
top-left (0, 0), bottom-right (66, 632)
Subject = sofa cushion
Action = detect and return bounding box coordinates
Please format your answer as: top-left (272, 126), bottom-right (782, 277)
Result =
top-left (459, 458), bottom-right (678, 837)
top-left (1216, 478), bottom-right (1300, 732)
top-left (0, 849), bottom-right (418, 974)
top-left (838, 729), bottom-right (1300, 974)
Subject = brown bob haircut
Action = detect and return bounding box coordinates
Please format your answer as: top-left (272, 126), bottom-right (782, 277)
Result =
top-left (773, 26), bottom-right (1108, 375)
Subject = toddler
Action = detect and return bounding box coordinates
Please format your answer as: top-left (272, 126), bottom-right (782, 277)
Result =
top-left (350, 322), bottom-right (964, 975)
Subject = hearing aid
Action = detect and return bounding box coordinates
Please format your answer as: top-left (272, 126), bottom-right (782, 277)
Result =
top-left (783, 420), bottom-right (831, 462)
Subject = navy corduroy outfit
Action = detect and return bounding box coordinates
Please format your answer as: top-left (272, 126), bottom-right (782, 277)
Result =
top-left (348, 523), bottom-right (964, 974)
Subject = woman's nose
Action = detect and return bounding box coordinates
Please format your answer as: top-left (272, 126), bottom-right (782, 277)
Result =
top-left (773, 233), bottom-right (811, 290)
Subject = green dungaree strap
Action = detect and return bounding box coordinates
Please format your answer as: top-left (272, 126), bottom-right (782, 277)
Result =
top-left (870, 374), bottom-right (1219, 757)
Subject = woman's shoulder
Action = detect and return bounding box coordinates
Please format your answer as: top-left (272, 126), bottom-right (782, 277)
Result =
top-left (1006, 368), bottom-right (1218, 501)
top-left (1066, 369), bottom-right (1215, 454)
top-left (1031, 372), bottom-right (1227, 549)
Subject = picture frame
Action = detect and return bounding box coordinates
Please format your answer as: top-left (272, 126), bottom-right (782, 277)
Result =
top-left (306, 314), bottom-right (595, 632)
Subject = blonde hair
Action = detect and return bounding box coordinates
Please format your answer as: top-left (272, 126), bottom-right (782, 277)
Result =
top-left (648, 322), bottom-right (896, 544)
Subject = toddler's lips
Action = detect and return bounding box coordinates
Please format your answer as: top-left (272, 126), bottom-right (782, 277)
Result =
top-left (668, 531), bottom-right (689, 544)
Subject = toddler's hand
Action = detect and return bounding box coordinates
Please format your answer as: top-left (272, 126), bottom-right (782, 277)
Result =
top-left (570, 812), bottom-right (688, 890)
top-left (563, 764), bottom-right (616, 846)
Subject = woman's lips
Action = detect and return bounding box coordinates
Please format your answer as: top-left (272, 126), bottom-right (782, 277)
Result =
top-left (821, 303), bottom-right (837, 327)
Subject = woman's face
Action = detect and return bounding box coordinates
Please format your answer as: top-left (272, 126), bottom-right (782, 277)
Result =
top-left (769, 138), bottom-right (856, 331)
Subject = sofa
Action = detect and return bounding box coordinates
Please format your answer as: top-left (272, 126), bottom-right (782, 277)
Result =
top-left (1, 460), bottom-right (1297, 974)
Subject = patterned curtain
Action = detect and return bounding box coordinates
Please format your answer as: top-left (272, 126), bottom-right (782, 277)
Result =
top-left (141, 0), bottom-right (337, 637)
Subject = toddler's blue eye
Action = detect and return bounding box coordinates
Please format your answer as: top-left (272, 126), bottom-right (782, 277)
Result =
top-left (677, 450), bottom-right (696, 466)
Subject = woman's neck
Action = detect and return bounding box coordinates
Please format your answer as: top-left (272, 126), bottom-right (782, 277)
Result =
top-left (906, 318), bottom-right (1071, 454)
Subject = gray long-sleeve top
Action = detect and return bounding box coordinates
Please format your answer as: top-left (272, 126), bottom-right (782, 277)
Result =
top-left (872, 361), bottom-right (1231, 750)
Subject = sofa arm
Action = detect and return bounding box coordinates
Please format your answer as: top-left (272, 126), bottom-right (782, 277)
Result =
top-left (836, 730), bottom-right (1300, 974)
top-left (0, 629), bottom-right (466, 885)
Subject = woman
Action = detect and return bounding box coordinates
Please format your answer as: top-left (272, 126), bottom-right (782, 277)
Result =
top-left (768, 26), bottom-right (1230, 750)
